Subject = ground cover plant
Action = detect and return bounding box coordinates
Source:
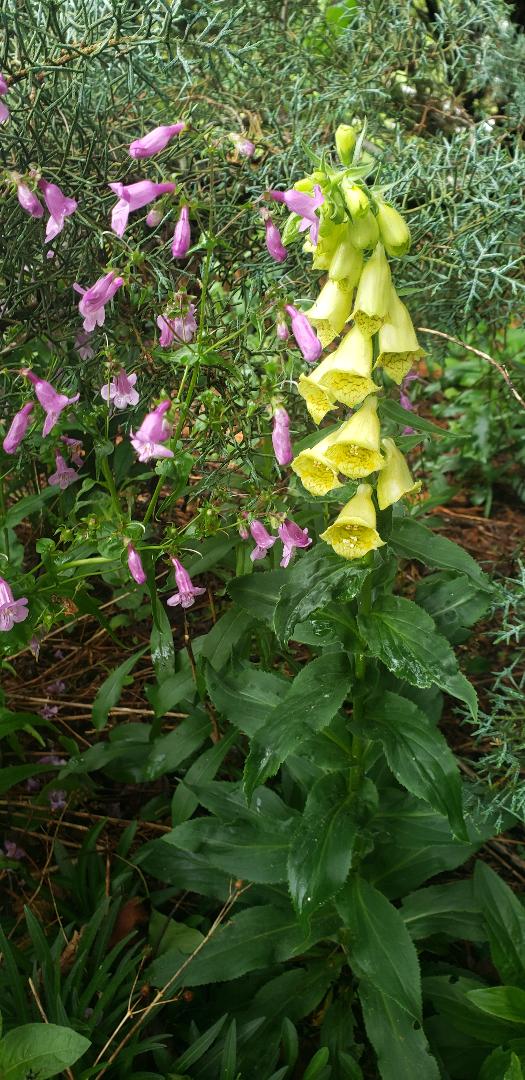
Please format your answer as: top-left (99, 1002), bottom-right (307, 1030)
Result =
top-left (0, 1), bottom-right (525, 1077)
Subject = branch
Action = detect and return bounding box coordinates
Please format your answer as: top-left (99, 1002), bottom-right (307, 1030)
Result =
top-left (417, 326), bottom-right (525, 411)
top-left (4, 36), bottom-right (139, 86)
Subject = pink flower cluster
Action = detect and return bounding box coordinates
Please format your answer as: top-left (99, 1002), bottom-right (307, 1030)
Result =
top-left (247, 519), bottom-right (312, 568)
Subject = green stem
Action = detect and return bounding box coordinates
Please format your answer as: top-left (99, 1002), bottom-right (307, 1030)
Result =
top-left (101, 456), bottom-right (121, 518)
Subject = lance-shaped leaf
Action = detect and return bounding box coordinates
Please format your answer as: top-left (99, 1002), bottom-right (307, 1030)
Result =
top-left (288, 771), bottom-right (358, 915)
top-left (228, 569), bottom-right (288, 625)
top-left (474, 861), bottom-right (525, 988)
top-left (92, 647), bottom-right (147, 730)
top-left (389, 516), bottom-right (490, 588)
top-left (273, 544), bottom-right (367, 643)
top-left (358, 981), bottom-right (440, 1080)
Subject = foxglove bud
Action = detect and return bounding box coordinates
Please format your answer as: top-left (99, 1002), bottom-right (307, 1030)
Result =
top-left (376, 201), bottom-right (411, 258)
top-left (320, 484), bottom-right (384, 560)
top-left (310, 221), bottom-right (347, 270)
top-left (146, 208), bottom-right (162, 227)
top-left (352, 243), bottom-right (392, 336)
top-left (376, 438), bottom-right (421, 510)
top-left (349, 209), bottom-right (380, 251)
top-left (281, 213), bottom-right (301, 247)
top-left (341, 178), bottom-right (369, 220)
top-left (375, 287), bottom-right (423, 384)
top-left (325, 395), bottom-right (384, 479)
top-left (304, 279), bottom-right (353, 347)
top-left (335, 124), bottom-right (357, 165)
top-left (291, 430), bottom-right (342, 497)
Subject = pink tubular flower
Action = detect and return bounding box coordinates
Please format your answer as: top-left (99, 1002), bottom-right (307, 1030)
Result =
top-left (129, 122), bottom-right (186, 159)
top-left (22, 369), bottom-right (79, 437)
top-left (127, 543), bottom-right (146, 584)
top-left (0, 74), bottom-right (9, 124)
top-left (37, 179), bottom-right (77, 243)
top-left (75, 331), bottom-right (95, 361)
top-left (157, 304), bottom-right (197, 347)
top-left (284, 304), bottom-right (322, 364)
top-left (276, 317), bottom-right (289, 341)
top-left (100, 369), bottom-right (139, 410)
top-left (229, 132), bottom-right (255, 158)
top-left (17, 183), bottom-right (44, 218)
top-left (263, 213), bottom-right (287, 263)
top-left (108, 180), bottom-right (176, 237)
top-left (48, 453), bottom-right (78, 490)
top-left (272, 406), bottom-right (293, 466)
top-left (3, 402), bottom-right (34, 454)
top-left (0, 577), bottom-right (29, 632)
top-left (278, 519), bottom-right (312, 568)
top-left (167, 558), bottom-right (206, 609)
top-left (269, 184), bottom-right (324, 244)
top-left (74, 271), bottom-right (124, 333)
top-left (60, 436), bottom-right (83, 467)
top-left (249, 520), bottom-right (277, 562)
top-left (171, 205), bottom-right (191, 258)
top-left (130, 400), bottom-right (174, 462)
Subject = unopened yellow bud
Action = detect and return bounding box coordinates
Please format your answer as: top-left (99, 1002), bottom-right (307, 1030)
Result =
top-left (335, 124), bottom-right (357, 165)
top-left (376, 437), bottom-right (421, 509)
top-left (325, 395), bottom-right (384, 479)
top-left (306, 279), bottom-right (354, 348)
top-left (312, 325), bottom-right (376, 408)
top-left (294, 171), bottom-right (326, 193)
top-left (375, 287), bottom-right (423, 383)
top-left (328, 230), bottom-right (363, 286)
top-left (291, 430), bottom-right (342, 496)
top-left (376, 201), bottom-right (411, 257)
top-left (297, 370), bottom-right (337, 426)
top-left (352, 243), bottom-right (392, 336)
top-left (349, 209), bottom-right (380, 251)
top-left (320, 484), bottom-right (384, 560)
top-left (341, 178), bottom-right (369, 220)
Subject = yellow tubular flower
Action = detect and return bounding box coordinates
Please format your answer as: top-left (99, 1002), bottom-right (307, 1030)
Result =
top-left (376, 437), bottom-right (421, 510)
top-left (325, 395), bottom-right (384, 479)
top-left (349, 209), bottom-right (380, 251)
top-left (313, 325), bottom-right (376, 408)
top-left (297, 369), bottom-right (337, 426)
top-left (291, 430), bottom-right (342, 496)
top-left (328, 230), bottom-right (363, 285)
top-left (351, 243), bottom-right (392, 336)
top-left (305, 279), bottom-right (354, 348)
top-left (375, 286), bottom-right (424, 384)
top-left (376, 202), bottom-right (411, 257)
top-left (341, 178), bottom-right (370, 220)
top-left (320, 483), bottom-right (385, 560)
top-left (306, 221), bottom-right (347, 270)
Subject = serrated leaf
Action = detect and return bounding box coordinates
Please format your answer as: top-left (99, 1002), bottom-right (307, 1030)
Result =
top-left (164, 814), bottom-right (290, 883)
top-left (474, 862), bottom-right (525, 988)
top-left (389, 517), bottom-right (490, 587)
top-left (416, 572), bottom-right (491, 643)
top-left (92, 647), bottom-right (146, 730)
top-left (273, 545), bottom-right (366, 643)
top-left (358, 981), bottom-right (440, 1080)
top-left (206, 662), bottom-right (286, 737)
top-left (200, 607), bottom-right (254, 670)
top-left (228, 569), bottom-right (288, 625)
top-left (288, 772), bottom-right (357, 915)
top-left (401, 880), bottom-right (485, 942)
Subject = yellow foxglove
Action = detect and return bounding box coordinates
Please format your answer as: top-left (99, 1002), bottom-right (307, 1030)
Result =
top-left (325, 395), bottom-right (384, 479)
top-left (306, 221), bottom-right (347, 270)
top-left (349, 209), bottom-right (380, 251)
top-left (320, 483), bottom-right (384, 560)
top-left (375, 287), bottom-right (423, 383)
top-left (341, 178), bottom-right (369, 220)
top-left (305, 279), bottom-right (354, 348)
top-left (376, 437), bottom-right (421, 509)
top-left (351, 243), bottom-right (392, 336)
top-left (376, 201), bottom-right (411, 257)
top-left (312, 325), bottom-right (376, 408)
top-left (328, 230), bottom-right (363, 286)
top-left (291, 430), bottom-right (342, 496)
top-left (335, 124), bottom-right (357, 165)
top-left (297, 368), bottom-right (337, 426)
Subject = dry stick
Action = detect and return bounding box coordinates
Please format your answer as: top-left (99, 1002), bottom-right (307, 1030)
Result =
top-left (417, 326), bottom-right (525, 410)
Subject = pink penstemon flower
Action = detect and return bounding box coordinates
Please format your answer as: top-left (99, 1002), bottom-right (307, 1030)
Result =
top-left (269, 184), bottom-right (324, 244)
top-left (0, 577), bottom-right (29, 632)
top-left (166, 558), bottom-right (206, 609)
top-left (73, 271), bottom-right (124, 333)
top-left (284, 304), bottom-right (323, 364)
top-left (249, 520), bottom-right (277, 562)
top-left (129, 122), bottom-right (186, 159)
top-left (60, 436), bottom-right (83, 468)
top-left (74, 331), bottom-right (95, 361)
top-left (272, 406), bottom-right (293, 466)
top-left (157, 304), bottom-right (197, 347)
top-left (278, 519), bottom-right (312, 568)
top-left (16, 182), bottom-right (44, 218)
top-left (171, 205), bottom-right (191, 258)
top-left (130, 400), bottom-right (174, 462)
top-left (3, 402), bottom-right (34, 454)
top-left (100, 369), bottom-right (139, 410)
top-left (37, 179), bottom-right (78, 243)
top-left (21, 370), bottom-right (79, 437)
top-left (48, 453), bottom-right (78, 490)
top-left (108, 179), bottom-right (176, 237)
top-left (127, 544), bottom-right (146, 584)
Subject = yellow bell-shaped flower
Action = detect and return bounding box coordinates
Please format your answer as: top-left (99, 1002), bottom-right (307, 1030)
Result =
top-left (324, 395), bottom-right (384, 479)
top-left (297, 368), bottom-right (337, 426)
top-left (376, 201), bottom-right (411, 258)
top-left (305, 279), bottom-right (354, 348)
top-left (328, 229), bottom-right (363, 286)
top-left (341, 178), bottom-right (370, 220)
top-left (305, 220), bottom-right (347, 270)
top-left (310, 325), bottom-right (376, 409)
top-left (320, 483), bottom-right (385, 560)
top-left (291, 429), bottom-right (342, 497)
top-left (351, 243), bottom-right (392, 336)
top-left (375, 287), bottom-right (424, 384)
top-left (349, 209), bottom-right (380, 251)
top-left (376, 437), bottom-right (421, 509)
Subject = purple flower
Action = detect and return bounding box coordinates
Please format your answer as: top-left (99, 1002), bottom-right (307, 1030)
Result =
top-left (3, 402), bottom-right (34, 454)
top-left (0, 73), bottom-right (9, 124)
top-left (166, 558), bottom-right (206, 609)
top-left (17, 183), bottom-right (44, 218)
top-left (22, 369), bottom-right (79, 437)
top-left (37, 179), bottom-right (77, 243)
top-left (272, 406), bottom-right (293, 466)
top-left (49, 452), bottom-right (78, 490)
top-left (146, 208), bottom-right (162, 227)
top-left (74, 271), bottom-right (124, 333)
top-left (60, 436), bottom-right (83, 467)
top-left (75, 331), bottom-right (95, 361)
top-left (276, 317), bottom-right (289, 341)
top-left (130, 400), bottom-right (174, 462)
top-left (4, 840), bottom-right (26, 860)
top-left (263, 213), bottom-right (287, 263)
top-left (278, 519), bottom-right (312, 568)
top-left (49, 789), bottom-right (67, 812)
top-left (157, 304), bottom-right (197, 347)
top-left (284, 304), bottom-right (322, 364)
top-left (108, 179), bottom-right (176, 237)
top-left (129, 122), bottom-right (186, 159)
top-left (229, 132), bottom-right (255, 157)
top-left (127, 544), bottom-right (146, 585)
top-left (100, 369), bottom-right (139, 410)
top-left (269, 184), bottom-right (324, 244)
top-left (40, 753), bottom-right (66, 764)
top-left (39, 704), bottom-right (58, 720)
top-left (171, 205), bottom-right (191, 258)
top-left (0, 577), bottom-right (29, 632)
top-left (249, 520), bottom-right (277, 562)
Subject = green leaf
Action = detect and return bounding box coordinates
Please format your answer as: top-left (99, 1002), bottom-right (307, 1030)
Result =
top-left (358, 691), bottom-right (466, 839)
top-left (143, 713), bottom-right (211, 781)
top-left (273, 544), bottom-right (367, 643)
top-left (379, 398), bottom-right (449, 436)
top-left (0, 1023), bottom-right (90, 1079)
top-left (219, 1018), bottom-right (237, 1080)
top-left (358, 595), bottom-right (477, 718)
top-left (288, 772), bottom-right (358, 916)
top-left (336, 876), bottom-right (422, 1022)
top-left (244, 653), bottom-right (352, 798)
top-left (149, 582), bottom-right (175, 682)
top-left (206, 662), bottom-right (286, 737)
top-left (164, 813), bottom-right (291, 883)
top-left (401, 880), bottom-right (485, 942)
top-left (149, 910), bottom-right (204, 956)
top-left (92, 647), bottom-right (147, 730)
top-left (200, 607), bottom-right (254, 671)
top-left (423, 975), bottom-right (524, 1045)
top-left (389, 517), bottom-right (490, 587)
top-left (416, 572), bottom-right (492, 643)
top-left (0, 764), bottom-right (53, 795)
top-left (479, 1048), bottom-right (524, 1080)
top-left (3, 488), bottom-right (56, 529)
top-left (171, 729), bottom-right (238, 825)
top-left (468, 987), bottom-right (525, 1025)
top-left (228, 570), bottom-right (288, 625)
top-left (358, 981), bottom-right (440, 1080)
top-left (145, 671), bottom-right (196, 717)
top-left (474, 862), bottom-right (525, 988)
top-left (174, 1015), bottom-right (228, 1072)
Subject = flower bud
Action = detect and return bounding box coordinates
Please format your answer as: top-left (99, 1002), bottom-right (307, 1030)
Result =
top-left (305, 279), bottom-right (353, 348)
top-left (309, 325), bottom-right (376, 409)
top-left (325, 395), bottom-right (384, 479)
top-left (320, 484), bottom-right (384, 560)
top-left (335, 124), bottom-right (357, 165)
top-left (352, 243), bottom-right (392, 336)
top-left (328, 229), bottom-right (363, 286)
top-left (297, 368), bottom-right (337, 426)
top-left (341, 178), bottom-right (369, 220)
top-left (375, 287), bottom-right (423, 383)
top-left (376, 201), bottom-right (411, 257)
top-left (376, 437), bottom-right (421, 510)
top-left (291, 430), bottom-right (342, 497)
top-left (349, 209), bottom-right (380, 251)
top-left (285, 305), bottom-right (322, 363)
